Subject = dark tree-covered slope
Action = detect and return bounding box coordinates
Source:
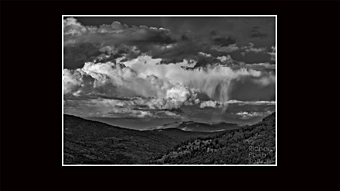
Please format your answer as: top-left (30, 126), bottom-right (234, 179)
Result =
top-left (63, 114), bottom-right (218, 164)
top-left (150, 112), bottom-right (276, 164)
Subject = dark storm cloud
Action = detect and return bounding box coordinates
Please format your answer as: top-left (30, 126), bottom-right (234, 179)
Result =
top-left (129, 30), bottom-right (177, 45)
top-left (64, 42), bottom-right (102, 69)
top-left (75, 17), bottom-right (163, 28)
top-left (227, 49), bottom-right (273, 65)
top-left (213, 36), bottom-right (237, 47)
top-left (63, 18), bottom-right (179, 68)
top-left (230, 77), bottom-right (275, 101)
top-left (181, 34), bottom-right (189, 41)
top-left (210, 30), bottom-right (218, 36)
top-left (249, 26), bottom-right (268, 38)
top-left (154, 41), bottom-right (201, 64)
top-left (157, 17), bottom-right (274, 64)
top-left (160, 17), bottom-right (275, 46)
top-left (64, 17), bottom-right (275, 68)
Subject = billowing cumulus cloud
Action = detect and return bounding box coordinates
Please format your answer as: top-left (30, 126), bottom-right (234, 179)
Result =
top-left (64, 55), bottom-right (266, 100)
top-left (64, 54), bottom-right (275, 117)
top-left (64, 61), bottom-right (196, 105)
top-left (64, 18), bottom-right (87, 36)
top-left (121, 55), bottom-right (266, 103)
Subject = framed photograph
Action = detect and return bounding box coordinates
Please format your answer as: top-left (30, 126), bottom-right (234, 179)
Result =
top-left (62, 15), bottom-right (277, 166)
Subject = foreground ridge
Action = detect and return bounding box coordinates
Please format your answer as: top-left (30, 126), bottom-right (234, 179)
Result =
top-left (150, 112), bottom-right (275, 164)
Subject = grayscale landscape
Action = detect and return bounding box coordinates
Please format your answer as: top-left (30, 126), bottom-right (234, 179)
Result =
top-left (63, 16), bottom-right (276, 165)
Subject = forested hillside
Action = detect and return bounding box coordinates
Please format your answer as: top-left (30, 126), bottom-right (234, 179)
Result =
top-left (149, 112), bottom-right (276, 164)
top-left (64, 114), bottom-right (219, 164)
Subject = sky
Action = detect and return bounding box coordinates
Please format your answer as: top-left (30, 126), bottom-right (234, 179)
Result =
top-left (63, 16), bottom-right (276, 130)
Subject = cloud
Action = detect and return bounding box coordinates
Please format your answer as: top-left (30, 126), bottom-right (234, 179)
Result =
top-left (63, 57), bottom-right (202, 111)
top-left (64, 18), bottom-right (274, 68)
top-left (240, 43), bottom-right (267, 56)
top-left (130, 110), bottom-right (153, 118)
top-left (235, 111), bottom-right (272, 119)
top-left (267, 46), bottom-right (276, 61)
top-left (64, 18), bottom-right (128, 37)
top-left (200, 100), bottom-right (216, 108)
top-left (122, 55), bottom-right (264, 103)
top-left (216, 55), bottom-right (234, 64)
top-left (249, 26), bottom-right (268, 38)
top-left (198, 52), bottom-right (212, 57)
top-left (64, 42), bottom-right (102, 69)
top-left (198, 99), bottom-right (276, 109)
top-left (64, 18), bottom-right (178, 62)
top-left (231, 64), bottom-right (275, 87)
top-left (63, 18), bottom-right (87, 36)
top-left (160, 17), bottom-right (275, 46)
top-left (199, 100), bottom-right (224, 108)
top-left (156, 17), bottom-right (274, 63)
top-left (63, 18), bottom-right (275, 119)
top-left (63, 69), bottom-right (83, 94)
top-left (226, 100), bottom-right (275, 105)
top-left (64, 97), bottom-right (187, 119)
top-left (244, 62), bottom-right (275, 70)
top-left (211, 44), bottom-right (239, 53)
top-left (213, 36), bottom-right (237, 47)
top-left (252, 73), bottom-right (275, 86)
top-left (63, 54), bottom-right (275, 118)
top-left (64, 18), bottom-right (175, 47)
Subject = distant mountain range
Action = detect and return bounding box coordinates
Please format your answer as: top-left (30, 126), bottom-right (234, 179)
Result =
top-left (63, 112), bottom-right (275, 164)
top-left (158, 120), bottom-right (241, 132)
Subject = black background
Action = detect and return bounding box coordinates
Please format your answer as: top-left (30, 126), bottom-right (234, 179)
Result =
top-left (1, 1), bottom-right (339, 191)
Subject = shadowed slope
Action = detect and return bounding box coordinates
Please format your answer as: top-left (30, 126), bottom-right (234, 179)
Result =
top-left (64, 114), bottom-right (218, 164)
top-left (150, 112), bottom-right (275, 164)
